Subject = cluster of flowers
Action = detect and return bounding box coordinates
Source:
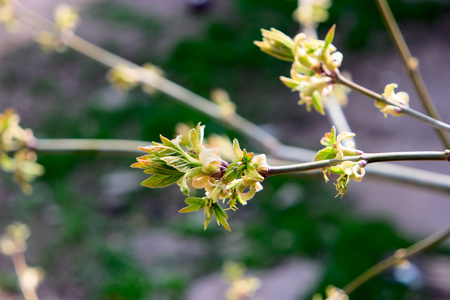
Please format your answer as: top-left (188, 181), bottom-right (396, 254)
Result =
top-left (0, 222), bottom-right (45, 291)
top-left (0, 109), bottom-right (44, 194)
top-left (254, 26), bottom-right (348, 115)
top-left (106, 63), bottom-right (164, 95)
top-left (0, 0), bottom-right (16, 30)
top-left (223, 261), bottom-right (261, 300)
top-left (36, 4), bottom-right (79, 52)
top-left (254, 27), bottom-right (410, 118)
top-left (132, 123), bottom-right (269, 231)
top-left (313, 285), bottom-right (349, 300)
top-left (314, 126), bottom-right (365, 197)
top-left (293, 0), bottom-right (331, 27)
top-left (377, 83), bottom-right (410, 117)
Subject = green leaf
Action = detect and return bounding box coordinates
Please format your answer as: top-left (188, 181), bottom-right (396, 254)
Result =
top-left (177, 176), bottom-right (190, 196)
top-left (159, 135), bottom-right (184, 151)
top-left (0, 153), bottom-right (14, 172)
top-left (161, 156), bottom-right (192, 172)
top-left (213, 204), bottom-right (231, 231)
top-left (314, 148), bottom-right (338, 161)
top-left (152, 147), bottom-right (183, 158)
top-left (188, 123), bottom-right (205, 154)
top-left (185, 166), bottom-right (205, 179)
top-left (139, 145), bottom-right (181, 157)
top-left (222, 167), bottom-right (239, 184)
top-left (185, 197), bottom-right (205, 206)
top-left (232, 139), bottom-right (243, 160)
top-left (279, 76), bottom-right (299, 89)
top-left (243, 151), bottom-right (254, 163)
top-left (179, 197), bottom-right (206, 213)
top-left (324, 24), bottom-right (336, 51)
top-left (330, 126), bottom-right (336, 144)
top-left (312, 91), bottom-right (325, 115)
top-left (177, 166), bottom-right (206, 195)
top-left (130, 161), bottom-right (145, 169)
top-left (144, 160), bottom-right (184, 175)
top-left (204, 204), bottom-right (214, 230)
top-left (141, 174), bottom-right (183, 188)
top-left (329, 166), bottom-right (344, 174)
top-left (320, 126), bottom-right (337, 147)
top-left (245, 167), bottom-right (264, 182)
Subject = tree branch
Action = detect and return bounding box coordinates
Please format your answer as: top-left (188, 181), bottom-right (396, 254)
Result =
top-left (267, 150), bottom-right (450, 176)
top-left (343, 224), bottom-right (450, 294)
top-left (374, 0), bottom-right (450, 148)
top-left (335, 74), bottom-right (450, 133)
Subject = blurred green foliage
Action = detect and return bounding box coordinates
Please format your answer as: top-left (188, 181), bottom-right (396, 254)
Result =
top-left (1, 0), bottom-right (450, 299)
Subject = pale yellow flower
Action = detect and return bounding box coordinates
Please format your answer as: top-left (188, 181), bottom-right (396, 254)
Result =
top-left (253, 154), bottom-right (269, 173)
top-left (332, 160), bottom-right (366, 197)
top-left (199, 147), bottom-right (221, 174)
top-left (106, 64), bottom-right (140, 91)
top-left (54, 4), bottom-right (79, 32)
top-left (211, 88), bottom-right (236, 120)
top-left (313, 285), bottom-right (348, 300)
top-left (294, 0), bottom-right (331, 27)
top-left (192, 174), bottom-right (216, 193)
top-left (35, 31), bottom-right (67, 53)
top-left (22, 267), bottom-right (45, 290)
top-left (376, 83), bottom-right (409, 117)
top-left (0, 0), bottom-right (17, 30)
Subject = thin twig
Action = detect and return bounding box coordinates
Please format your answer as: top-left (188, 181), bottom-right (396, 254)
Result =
top-left (335, 74), bottom-right (450, 133)
top-left (343, 224), bottom-right (450, 295)
top-left (11, 253), bottom-right (39, 300)
top-left (34, 138), bottom-right (147, 154)
top-left (374, 0), bottom-right (450, 148)
top-left (267, 150), bottom-right (450, 176)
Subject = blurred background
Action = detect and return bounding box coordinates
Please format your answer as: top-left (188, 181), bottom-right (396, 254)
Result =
top-left (1, 0), bottom-right (450, 299)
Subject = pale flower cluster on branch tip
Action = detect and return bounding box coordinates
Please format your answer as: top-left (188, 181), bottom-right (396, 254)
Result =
top-left (329, 160), bottom-right (366, 197)
top-left (223, 261), bottom-right (261, 300)
top-left (0, 0), bottom-right (17, 30)
top-left (0, 222), bottom-right (45, 291)
top-left (106, 63), bottom-right (164, 93)
top-left (376, 83), bottom-right (410, 117)
top-left (211, 88), bottom-right (237, 120)
top-left (106, 64), bottom-right (140, 92)
top-left (293, 0), bottom-right (331, 27)
top-left (255, 25), bottom-right (350, 115)
top-left (54, 4), bottom-right (79, 33)
top-left (314, 126), bottom-right (365, 197)
top-left (313, 285), bottom-right (349, 300)
top-left (0, 222), bottom-right (30, 256)
top-left (35, 4), bottom-right (80, 53)
top-left (131, 123), bottom-right (269, 231)
top-left (0, 109), bottom-right (44, 195)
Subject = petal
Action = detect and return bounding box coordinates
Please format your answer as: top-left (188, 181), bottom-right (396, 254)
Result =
top-left (336, 132), bottom-right (355, 143)
top-left (192, 175), bottom-right (211, 189)
top-left (383, 83), bottom-right (398, 99)
top-left (396, 91), bottom-right (409, 105)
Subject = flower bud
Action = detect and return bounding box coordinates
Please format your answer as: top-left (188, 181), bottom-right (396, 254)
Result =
top-left (254, 28), bottom-right (295, 62)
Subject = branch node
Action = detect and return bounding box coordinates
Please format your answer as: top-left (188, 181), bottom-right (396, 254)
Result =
top-left (445, 149), bottom-right (450, 162)
top-left (407, 57), bottom-right (419, 72)
top-left (261, 168), bottom-right (272, 179)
